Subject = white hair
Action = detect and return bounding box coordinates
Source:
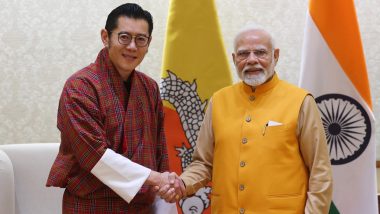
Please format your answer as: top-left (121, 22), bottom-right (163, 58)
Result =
top-left (233, 24), bottom-right (277, 51)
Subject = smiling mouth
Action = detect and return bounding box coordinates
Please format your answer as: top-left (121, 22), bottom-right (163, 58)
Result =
top-left (122, 53), bottom-right (137, 60)
top-left (244, 67), bottom-right (263, 74)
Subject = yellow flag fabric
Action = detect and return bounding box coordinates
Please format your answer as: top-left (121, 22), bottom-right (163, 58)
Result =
top-left (160, 0), bottom-right (232, 213)
top-left (300, 0), bottom-right (377, 213)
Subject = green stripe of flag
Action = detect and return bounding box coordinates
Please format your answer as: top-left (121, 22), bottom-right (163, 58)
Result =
top-left (329, 201), bottom-right (340, 214)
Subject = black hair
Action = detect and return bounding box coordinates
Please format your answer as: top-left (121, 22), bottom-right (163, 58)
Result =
top-left (105, 3), bottom-right (153, 36)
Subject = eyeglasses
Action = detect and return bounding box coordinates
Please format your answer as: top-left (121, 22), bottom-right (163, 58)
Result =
top-left (236, 49), bottom-right (272, 61)
top-left (116, 31), bottom-right (150, 47)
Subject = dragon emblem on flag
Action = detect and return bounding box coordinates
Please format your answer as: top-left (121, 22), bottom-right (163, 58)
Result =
top-left (161, 70), bottom-right (211, 214)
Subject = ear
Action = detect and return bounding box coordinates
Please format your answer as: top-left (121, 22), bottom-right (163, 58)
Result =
top-left (232, 52), bottom-right (237, 65)
top-left (101, 29), bottom-right (110, 48)
top-left (145, 36), bottom-right (152, 53)
top-left (147, 36), bottom-right (152, 47)
top-left (273, 48), bottom-right (280, 65)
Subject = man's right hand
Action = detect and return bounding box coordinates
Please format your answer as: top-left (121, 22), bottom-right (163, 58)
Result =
top-left (149, 171), bottom-right (186, 203)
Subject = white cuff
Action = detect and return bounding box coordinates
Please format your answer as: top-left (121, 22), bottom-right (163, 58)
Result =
top-left (91, 149), bottom-right (151, 203)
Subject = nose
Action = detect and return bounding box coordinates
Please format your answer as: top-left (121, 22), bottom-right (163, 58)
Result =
top-left (126, 38), bottom-right (137, 50)
top-left (246, 51), bottom-right (259, 64)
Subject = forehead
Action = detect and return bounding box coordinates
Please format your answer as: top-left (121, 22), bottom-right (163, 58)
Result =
top-left (114, 16), bottom-right (149, 35)
top-left (235, 30), bottom-right (272, 51)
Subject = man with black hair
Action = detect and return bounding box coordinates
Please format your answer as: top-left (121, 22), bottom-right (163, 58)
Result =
top-left (47, 3), bottom-right (180, 213)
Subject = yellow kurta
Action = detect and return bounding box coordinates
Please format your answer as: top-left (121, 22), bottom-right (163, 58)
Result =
top-left (181, 73), bottom-right (333, 214)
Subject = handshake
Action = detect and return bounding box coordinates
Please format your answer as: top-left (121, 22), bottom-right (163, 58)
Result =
top-left (147, 171), bottom-right (186, 203)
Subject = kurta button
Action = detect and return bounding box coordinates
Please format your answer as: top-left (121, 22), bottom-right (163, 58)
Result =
top-left (240, 208), bottom-right (245, 214)
top-left (249, 95), bottom-right (255, 101)
top-left (239, 184), bottom-right (245, 191)
top-left (240, 161), bottom-right (246, 167)
top-left (245, 116), bottom-right (251, 122)
top-left (242, 138), bottom-right (247, 144)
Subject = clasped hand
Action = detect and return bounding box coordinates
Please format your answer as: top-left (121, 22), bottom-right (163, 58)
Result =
top-left (153, 172), bottom-right (186, 203)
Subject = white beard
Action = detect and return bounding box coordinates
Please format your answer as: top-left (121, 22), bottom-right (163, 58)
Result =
top-left (242, 70), bottom-right (267, 87)
top-left (240, 67), bottom-right (274, 87)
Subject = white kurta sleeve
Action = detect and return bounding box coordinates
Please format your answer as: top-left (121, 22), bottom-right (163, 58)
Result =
top-left (91, 148), bottom-right (151, 203)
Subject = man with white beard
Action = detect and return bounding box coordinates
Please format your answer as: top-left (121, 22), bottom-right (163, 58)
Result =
top-left (158, 25), bottom-right (333, 214)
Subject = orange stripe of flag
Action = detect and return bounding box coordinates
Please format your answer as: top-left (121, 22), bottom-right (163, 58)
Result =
top-left (309, 0), bottom-right (372, 108)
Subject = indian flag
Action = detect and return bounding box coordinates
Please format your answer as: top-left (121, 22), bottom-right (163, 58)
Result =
top-left (299, 0), bottom-right (377, 213)
top-left (160, 0), bottom-right (232, 213)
